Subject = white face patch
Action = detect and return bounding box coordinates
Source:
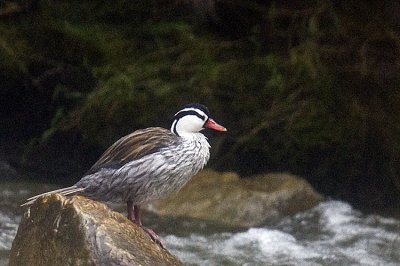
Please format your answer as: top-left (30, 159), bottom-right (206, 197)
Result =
top-left (171, 107), bottom-right (209, 135)
top-left (176, 115), bottom-right (205, 133)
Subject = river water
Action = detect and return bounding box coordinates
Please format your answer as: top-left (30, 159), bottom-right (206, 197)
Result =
top-left (1, 179), bottom-right (399, 265)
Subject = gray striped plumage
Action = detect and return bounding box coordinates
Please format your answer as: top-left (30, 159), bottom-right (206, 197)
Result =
top-left (22, 102), bottom-right (228, 207)
top-left (22, 103), bottom-right (226, 247)
top-left (75, 127), bottom-right (210, 204)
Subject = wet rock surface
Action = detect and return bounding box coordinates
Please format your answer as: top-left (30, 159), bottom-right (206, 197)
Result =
top-left (9, 194), bottom-right (182, 266)
top-left (150, 170), bottom-right (323, 227)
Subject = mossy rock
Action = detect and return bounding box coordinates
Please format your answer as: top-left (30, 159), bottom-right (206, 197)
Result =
top-left (150, 169), bottom-right (323, 227)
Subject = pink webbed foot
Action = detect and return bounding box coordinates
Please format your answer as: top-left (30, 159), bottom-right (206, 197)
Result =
top-left (127, 201), bottom-right (165, 249)
top-left (141, 226), bottom-right (165, 249)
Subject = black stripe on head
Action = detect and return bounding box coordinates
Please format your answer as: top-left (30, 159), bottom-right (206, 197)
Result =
top-left (171, 104), bottom-right (210, 136)
top-left (172, 110), bottom-right (206, 136)
top-left (172, 119), bottom-right (179, 136)
top-left (181, 103), bottom-right (210, 117)
top-left (174, 110), bottom-right (206, 121)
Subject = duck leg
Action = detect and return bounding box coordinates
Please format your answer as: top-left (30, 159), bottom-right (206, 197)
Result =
top-left (127, 200), bottom-right (136, 223)
top-left (127, 201), bottom-right (165, 248)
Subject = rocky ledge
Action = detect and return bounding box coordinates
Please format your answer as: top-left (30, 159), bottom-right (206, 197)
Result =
top-left (9, 194), bottom-right (182, 266)
top-left (150, 170), bottom-right (323, 227)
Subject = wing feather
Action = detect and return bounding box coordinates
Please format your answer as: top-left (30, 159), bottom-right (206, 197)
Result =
top-left (86, 127), bottom-right (177, 175)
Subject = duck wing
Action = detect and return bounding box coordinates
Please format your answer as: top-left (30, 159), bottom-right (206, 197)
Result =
top-left (86, 127), bottom-right (178, 175)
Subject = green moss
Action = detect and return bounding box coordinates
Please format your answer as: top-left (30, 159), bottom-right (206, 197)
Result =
top-left (0, 24), bottom-right (29, 89)
top-left (2, 0), bottom-right (400, 209)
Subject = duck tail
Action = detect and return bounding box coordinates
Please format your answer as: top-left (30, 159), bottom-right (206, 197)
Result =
top-left (21, 186), bottom-right (85, 207)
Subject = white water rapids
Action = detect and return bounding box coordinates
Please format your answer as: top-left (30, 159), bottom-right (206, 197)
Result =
top-left (1, 180), bottom-right (399, 266)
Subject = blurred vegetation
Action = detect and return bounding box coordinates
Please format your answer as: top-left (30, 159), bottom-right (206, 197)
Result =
top-left (1, 0), bottom-right (400, 210)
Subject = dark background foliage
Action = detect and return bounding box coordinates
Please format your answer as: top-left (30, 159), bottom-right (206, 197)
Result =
top-left (1, 0), bottom-right (399, 212)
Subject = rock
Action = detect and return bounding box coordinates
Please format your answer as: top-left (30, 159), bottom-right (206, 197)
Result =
top-left (150, 170), bottom-right (323, 227)
top-left (9, 194), bottom-right (182, 266)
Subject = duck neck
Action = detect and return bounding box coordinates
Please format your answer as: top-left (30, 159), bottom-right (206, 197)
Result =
top-left (178, 131), bottom-right (206, 141)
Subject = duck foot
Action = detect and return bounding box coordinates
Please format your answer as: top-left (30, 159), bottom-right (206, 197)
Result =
top-left (127, 202), bottom-right (165, 248)
top-left (141, 226), bottom-right (165, 249)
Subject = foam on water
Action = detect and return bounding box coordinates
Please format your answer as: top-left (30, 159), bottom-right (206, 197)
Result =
top-left (165, 201), bottom-right (400, 266)
top-left (312, 201), bottom-right (400, 266)
top-left (0, 185), bottom-right (24, 254)
top-left (0, 178), bottom-right (399, 266)
top-left (0, 211), bottom-right (19, 250)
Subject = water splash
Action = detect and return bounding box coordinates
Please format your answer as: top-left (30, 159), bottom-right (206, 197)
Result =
top-left (0, 211), bottom-right (19, 250)
top-left (165, 201), bottom-right (400, 266)
top-left (0, 180), bottom-right (399, 266)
